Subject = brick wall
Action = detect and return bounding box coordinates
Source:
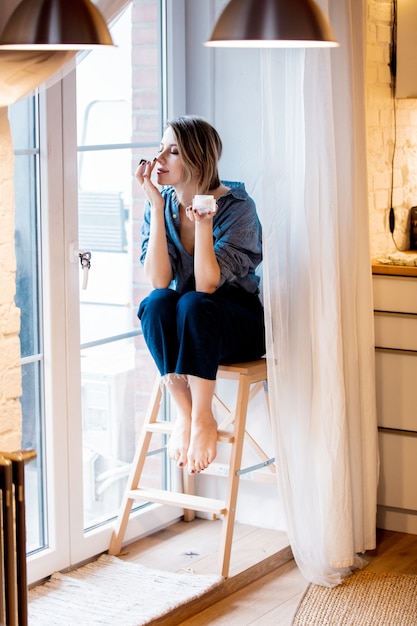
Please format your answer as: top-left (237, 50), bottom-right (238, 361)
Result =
top-left (0, 108), bottom-right (22, 451)
top-left (367, 0), bottom-right (417, 256)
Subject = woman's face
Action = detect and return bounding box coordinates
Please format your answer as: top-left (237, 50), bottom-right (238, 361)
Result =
top-left (155, 126), bottom-right (184, 187)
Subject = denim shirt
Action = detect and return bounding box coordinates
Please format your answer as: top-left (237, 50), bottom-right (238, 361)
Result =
top-left (140, 181), bottom-right (262, 295)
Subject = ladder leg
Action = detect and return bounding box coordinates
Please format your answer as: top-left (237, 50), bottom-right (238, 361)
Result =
top-left (217, 373), bottom-right (250, 578)
top-left (182, 470), bottom-right (196, 522)
top-left (109, 377), bottom-right (162, 555)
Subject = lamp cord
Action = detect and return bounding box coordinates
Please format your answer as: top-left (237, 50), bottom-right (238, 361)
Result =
top-left (389, 0), bottom-right (399, 250)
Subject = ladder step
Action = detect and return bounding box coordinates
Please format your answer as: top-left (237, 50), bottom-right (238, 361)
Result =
top-left (145, 422), bottom-right (233, 443)
top-left (217, 429), bottom-right (234, 443)
top-left (127, 487), bottom-right (227, 515)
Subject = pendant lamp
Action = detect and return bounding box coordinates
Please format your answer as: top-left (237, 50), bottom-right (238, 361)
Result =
top-left (205, 0), bottom-right (338, 48)
top-left (0, 0), bottom-right (113, 50)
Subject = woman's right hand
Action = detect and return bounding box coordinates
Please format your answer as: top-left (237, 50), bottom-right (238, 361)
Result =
top-left (135, 159), bottom-right (164, 210)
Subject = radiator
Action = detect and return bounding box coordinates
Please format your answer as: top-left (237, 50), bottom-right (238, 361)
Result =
top-left (0, 450), bottom-right (36, 626)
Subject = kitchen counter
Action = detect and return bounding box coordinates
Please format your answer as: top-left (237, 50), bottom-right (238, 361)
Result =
top-left (372, 251), bottom-right (417, 277)
top-left (372, 262), bottom-right (417, 277)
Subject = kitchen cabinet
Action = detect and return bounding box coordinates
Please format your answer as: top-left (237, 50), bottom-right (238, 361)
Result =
top-left (373, 269), bottom-right (417, 534)
top-left (396, 0), bottom-right (417, 98)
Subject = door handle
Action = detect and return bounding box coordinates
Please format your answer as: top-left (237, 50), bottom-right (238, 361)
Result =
top-left (69, 243), bottom-right (91, 290)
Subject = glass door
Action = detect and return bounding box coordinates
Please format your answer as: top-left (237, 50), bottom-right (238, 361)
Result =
top-left (69, 1), bottom-right (178, 563)
top-left (11, 0), bottom-right (180, 582)
top-left (12, 86), bottom-right (73, 583)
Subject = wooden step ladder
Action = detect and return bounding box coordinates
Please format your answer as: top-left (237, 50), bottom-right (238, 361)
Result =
top-left (108, 358), bottom-right (275, 578)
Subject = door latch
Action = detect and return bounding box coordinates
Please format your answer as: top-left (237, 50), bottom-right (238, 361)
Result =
top-left (70, 243), bottom-right (92, 290)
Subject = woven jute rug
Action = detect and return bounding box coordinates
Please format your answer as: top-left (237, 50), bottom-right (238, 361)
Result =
top-left (28, 554), bottom-right (222, 625)
top-left (292, 570), bottom-right (417, 626)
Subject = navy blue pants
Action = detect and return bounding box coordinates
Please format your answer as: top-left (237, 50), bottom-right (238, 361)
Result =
top-left (138, 285), bottom-right (265, 380)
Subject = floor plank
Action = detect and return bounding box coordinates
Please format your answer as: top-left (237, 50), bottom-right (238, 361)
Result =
top-left (177, 560), bottom-right (307, 626)
top-left (365, 528), bottom-right (417, 574)
top-left (119, 518), bottom-right (290, 578)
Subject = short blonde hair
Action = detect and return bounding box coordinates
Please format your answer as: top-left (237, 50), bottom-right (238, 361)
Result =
top-left (167, 116), bottom-right (222, 193)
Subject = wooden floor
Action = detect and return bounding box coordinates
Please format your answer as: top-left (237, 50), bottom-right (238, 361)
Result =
top-left (117, 520), bottom-right (417, 625)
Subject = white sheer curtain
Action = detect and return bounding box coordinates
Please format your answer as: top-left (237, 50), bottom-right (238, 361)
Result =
top-left (261, 0), bottom-right (379, 587)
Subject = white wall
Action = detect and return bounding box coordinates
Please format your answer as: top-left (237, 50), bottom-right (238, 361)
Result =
top-left (183, 1), bottom-right (265, 218)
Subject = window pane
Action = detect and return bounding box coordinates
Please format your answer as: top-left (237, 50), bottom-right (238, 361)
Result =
top-left (22, 361), bottom-right (47, 552)
top-left (81, 337), bottom-right (164, 528)
top-left (14, 152), bottom-right (41, 358)
top-left (76, 1), bottom-right (165, 531)
top-left (10, 97), bottom-right (47, 554)
top-left (9, 97), bottom-right (37, 151)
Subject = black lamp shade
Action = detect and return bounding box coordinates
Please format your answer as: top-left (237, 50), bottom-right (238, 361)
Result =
top-left (0, 0), bottom-right (113, 49)
top-left (205, 0), bottom-right (338, 48)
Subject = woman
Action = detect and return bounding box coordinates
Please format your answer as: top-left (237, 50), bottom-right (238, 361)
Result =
top-left (137, 116), bottom-right (265, 475)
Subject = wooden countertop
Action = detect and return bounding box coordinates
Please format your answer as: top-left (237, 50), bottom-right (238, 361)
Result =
top-left (372, 261), bottom-right (417, 277)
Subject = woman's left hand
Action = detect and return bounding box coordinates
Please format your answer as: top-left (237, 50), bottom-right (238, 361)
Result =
top-left (185, 204), bottom-right (218, 223)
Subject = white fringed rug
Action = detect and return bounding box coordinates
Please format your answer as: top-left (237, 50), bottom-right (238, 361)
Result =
top-left (28, 554), bottom-right (223, 625)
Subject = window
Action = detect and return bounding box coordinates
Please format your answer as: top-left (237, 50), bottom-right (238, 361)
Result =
top-left (10, 96), bottom-right (46, 555)
top-left (11, 0), bottom-right (178, 583)
top-left (76, 3), bottom-right (167, 532)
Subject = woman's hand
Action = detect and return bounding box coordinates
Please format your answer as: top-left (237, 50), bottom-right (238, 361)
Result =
top-left (189, 203), bottom-right (221, 293)
top-left (137, 159), bottom-right (172, 288)
top-left (135, 159), bottom-right (164, 210)
top-left (185, 203), bottom-right (218, 223)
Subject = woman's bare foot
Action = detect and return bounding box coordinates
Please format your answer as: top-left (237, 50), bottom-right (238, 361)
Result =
top-left (163, 376), bottom-right (192, 468)
top-left (187, 412), bottom-right (218, 474)
top-left (167, 414), bottom-right (191, 468)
